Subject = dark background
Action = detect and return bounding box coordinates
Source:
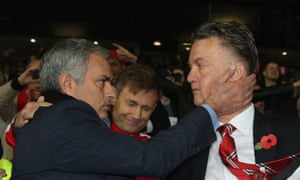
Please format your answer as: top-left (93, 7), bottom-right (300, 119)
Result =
top-left (1, 0), bottom-right (300, 67)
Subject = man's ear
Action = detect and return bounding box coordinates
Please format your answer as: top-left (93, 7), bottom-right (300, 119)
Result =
top-left (229, 63), bottom-right (246, 81)
top-left (58, 73), bottom-right (75, 95)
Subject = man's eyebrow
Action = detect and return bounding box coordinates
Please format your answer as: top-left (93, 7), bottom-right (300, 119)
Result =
top-left (100, 74), bottom-right (111, 79)
top-left (101, 75), bottom-right (113, 82)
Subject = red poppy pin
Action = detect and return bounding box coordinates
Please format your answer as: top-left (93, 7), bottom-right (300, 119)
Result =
top-left (255, 134), bottom-right (277, 150)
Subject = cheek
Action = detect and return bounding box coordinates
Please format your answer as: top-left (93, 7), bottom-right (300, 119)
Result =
top-left (141, 111), bottom-right (152, 121)
top-left (113, 101), bottom-right (127, 116)
top-left (88, 88), bottom-right (105, 109)
top-left (200, 76), bottom-right (218, 96)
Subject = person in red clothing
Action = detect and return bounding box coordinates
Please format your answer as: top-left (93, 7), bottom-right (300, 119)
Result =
top-left (5, 57), bottom-right (41, 150)
top-left (109, 64), bottom-right (161, 180)
top-left (16, 53), bottom-right (41, 112)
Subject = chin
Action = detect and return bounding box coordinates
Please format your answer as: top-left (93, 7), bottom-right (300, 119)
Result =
top-left (98, 112), bottom-right (108, 119)
top-left (193, 99), bottom-right (204, 106)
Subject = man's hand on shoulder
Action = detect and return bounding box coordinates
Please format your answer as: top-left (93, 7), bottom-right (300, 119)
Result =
top-left (14, 96), bottom-right (52, 128)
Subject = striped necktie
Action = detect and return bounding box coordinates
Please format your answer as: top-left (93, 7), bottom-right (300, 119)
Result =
top-left (218, 124), bottom-right (300, 180)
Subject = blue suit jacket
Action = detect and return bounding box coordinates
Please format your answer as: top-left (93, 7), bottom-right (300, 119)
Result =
top-left (12, 91), bottom-right (216, 179)
top-left (166, 110), bottom-right (300, 180)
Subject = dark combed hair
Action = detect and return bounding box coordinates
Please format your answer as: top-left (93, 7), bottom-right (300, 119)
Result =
top-left (191, 21), bottom-right (259, 74)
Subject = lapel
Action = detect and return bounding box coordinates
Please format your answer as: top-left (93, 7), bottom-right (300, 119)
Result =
top-left (253, 110), bottom-right (278, 163)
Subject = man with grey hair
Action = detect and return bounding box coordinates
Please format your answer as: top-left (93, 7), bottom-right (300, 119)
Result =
top-left (12, 38), bottom-right (255, 179)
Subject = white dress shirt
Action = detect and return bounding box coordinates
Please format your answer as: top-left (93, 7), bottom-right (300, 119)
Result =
top-left (204, 104), bottom-right (300, 179)
top-left (287, 167), bottom-right (300, 180)
top-left (205, 104), bottom-right (255, 180)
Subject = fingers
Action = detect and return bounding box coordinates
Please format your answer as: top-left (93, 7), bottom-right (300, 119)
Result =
top-left (249, 74), bottom-right (256, 90)
top-left (15, 103), bottom-right (36, 128)
top-left (37, 96), bottom-right (45, 102)
top-left (36, 96), bottom-right (52, 107)
top-left (112, 42), bottom-right (125, 51)
top-left (112, 42), bottom-right (137, 63)
top-left (219, 66), bottom-right (236, 84)
top-left (245, 73), bottom-right (256, 85)
top-left (14, 100), bottom-right (52, 128)
top-left (210, 72), bottom-right (256, 118)
top-left (243, 74), bottom-right (256, 92)
top-left (18, 67), bottom-right (40, 85)
top-left (240, 74), bottom-right (256, 107)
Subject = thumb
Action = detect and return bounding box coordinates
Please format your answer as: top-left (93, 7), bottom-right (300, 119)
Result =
top-left (36, 96), bottom-right (45, 102)
top-left (219, 66), bottom-right (236, 84)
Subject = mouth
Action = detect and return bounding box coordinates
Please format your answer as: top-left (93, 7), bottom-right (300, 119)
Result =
top-left (103, 103), bottom-right (113, 110)
top-left (191, 88), bottom-right (199, 94)
top-left (127, 119), bottom-right (140, 126)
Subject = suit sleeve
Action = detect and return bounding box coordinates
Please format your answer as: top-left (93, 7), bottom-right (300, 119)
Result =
top-left (14, 101), bottom-right (216, 178)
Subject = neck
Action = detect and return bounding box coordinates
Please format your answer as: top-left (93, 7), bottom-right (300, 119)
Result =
top-left (264, 79), bottom-right (277, 87)
top-left (218, 103), bottom-right (251, 124)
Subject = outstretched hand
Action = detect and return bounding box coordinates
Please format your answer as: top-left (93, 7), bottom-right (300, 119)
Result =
top-left (17, 67), bottom-right (40, 86)
top-left (112, 42), bottom-right (137, 63)
top-left (14, 96), bottom-right (52, 128)
top-left (205, 68), bottom-right (256, 117)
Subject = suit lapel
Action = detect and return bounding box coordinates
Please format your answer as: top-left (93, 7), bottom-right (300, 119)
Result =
top-left (253, 111), bottom-right (277, 163)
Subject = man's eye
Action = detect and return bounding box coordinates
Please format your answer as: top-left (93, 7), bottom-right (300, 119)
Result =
top-left (97, 78), bottom-right (113, 88)
top-left (128, 102), bottom-right (135, 106)
top-left (99, 80), bottom-right (105, 85)
top-left (97, 79), bottom-right (107, 87)
top-left (143, 107), bottom-right (152, 112)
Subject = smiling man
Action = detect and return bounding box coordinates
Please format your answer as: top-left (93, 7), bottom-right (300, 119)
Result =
top-left (111, 64), bottom-right (159, 137)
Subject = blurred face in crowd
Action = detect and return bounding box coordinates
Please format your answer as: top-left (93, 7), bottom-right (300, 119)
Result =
top-left (64, 53), bottom-right (115, 118)
top-left (112, 85), bottom-right (158, 133)
top-left (27, 59), bottom-right (41, 100)
top-left (263, 62), bottom-right (280, 82)
top-left (173, 68), bottom-right (185, 87)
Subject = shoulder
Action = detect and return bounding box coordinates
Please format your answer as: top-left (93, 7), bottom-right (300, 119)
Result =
top-left (35, 99), bottom-right (100, 125)
top-left (256, 111), bottom-right (300, 141)
top-left (41, 99), bottom-right (96, 114)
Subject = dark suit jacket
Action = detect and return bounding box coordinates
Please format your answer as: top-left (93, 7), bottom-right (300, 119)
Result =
top-left (12, 91), bottom-right (216, 180)
top-left (166, 109), bottom-right (300, 180)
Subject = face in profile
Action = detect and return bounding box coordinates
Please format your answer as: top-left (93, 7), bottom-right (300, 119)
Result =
top-left (70, 53), bottom-right (115, 117)
top-left (187, 37), bottom-right (232, 106)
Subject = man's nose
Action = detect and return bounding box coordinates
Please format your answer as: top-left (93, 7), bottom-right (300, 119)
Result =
top-left (105, 82), bottom-right (116, 97)
top-left (132, 107), bottom-right (142, 119)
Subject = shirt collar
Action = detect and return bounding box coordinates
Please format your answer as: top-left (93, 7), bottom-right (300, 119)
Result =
top-left (226, 103), bottom-right (254, 136)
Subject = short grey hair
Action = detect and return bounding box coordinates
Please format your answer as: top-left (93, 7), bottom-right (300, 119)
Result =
top-left (40, 38), bottom-right (111, 92)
